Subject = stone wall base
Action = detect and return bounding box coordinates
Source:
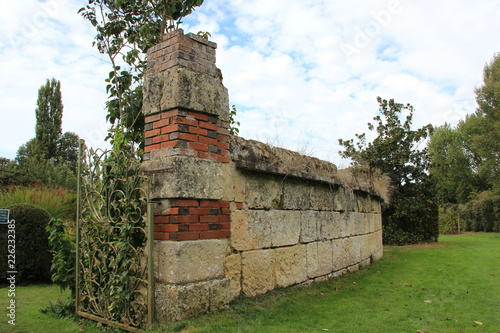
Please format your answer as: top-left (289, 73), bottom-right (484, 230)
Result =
top-left (155, 278), bottom-right (232, 323)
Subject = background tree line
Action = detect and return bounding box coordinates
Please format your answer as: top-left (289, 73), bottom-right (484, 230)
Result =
top-left (1, 78), bottom-right (81, 190)
top-left (339, 53), bottom-right (500, 243)
top-left (428, 53), bottom-right (500, 233)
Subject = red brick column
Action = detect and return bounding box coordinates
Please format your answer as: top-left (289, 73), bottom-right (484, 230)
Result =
top-left (144, 109), bottom-right (230, 163)
top-left (153, 199), bottom-right (231, 241)
top-left (142, 29), bottom-right (232, 241)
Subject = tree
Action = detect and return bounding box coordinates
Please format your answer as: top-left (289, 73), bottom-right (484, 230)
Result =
top-left (474, 53), bottom-right (500, 192)
top-left (14, 79), bottom-right (82, 189)
top-left (428, 53), bottom-right (500, 234)
top-left (428, 119), bottom-right (484, 204)
top-left (79, 0), bottom-right (204, 150)
top-left (35, 78), bottom-right (63, 160)
top-left (339, 97), bottom-right (438, 244)
top-left (15, 138), bottom-right (43, 167)
top-left (429, 53), bottom-right (500, 203)
top-left (57, 131), bottom-right (81, 173)
top-left (0, 157), bottom-right (20, 186)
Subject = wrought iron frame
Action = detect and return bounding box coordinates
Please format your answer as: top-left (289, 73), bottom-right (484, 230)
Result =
top-left (75, 142), bottom-right (154, 332)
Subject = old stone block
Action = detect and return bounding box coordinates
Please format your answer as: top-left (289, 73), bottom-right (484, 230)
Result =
top-left (314, 276), bottom-right (329, 283)
top-left (295, 280), bottom-right (314, 288)
top-left (354, 192), bottom-right (371, 213)
top-left (329, 268), bottom-right (347, 279)
top-left (271, 210), bottom-right (301, 247)
top-left (207, 278), bottom-right (232, 311)
top-left (220, 163), bottom-right (235, 202)
top-left (243, 173), bottom-right (283, 209)
top-left (366, 213), bottom-right (382, 234)
top-left (221, 164), bottom-right (246, 203)
top-left (306, 241), bottom-right (334, 279)
top-left (374, 213), bottom-right (382, 231)
top-left (359, 257), bottom-right (371, 267)
top-left (143, 156), bottom-right (223, 200)
top-left (352, 212), bottom-right (365, 236)
top-left (155, 281), bottom-right (209, 323)
top-left (273, 245), bottom-right (307, 287)
top-left (154, 278), bottom-right (231, 323)
top-left (349, 236), bottom-right (362, 264)
top-left (143, 68), bottom-right (230, 121)
top-left (282, 178), bottom-right (312, 210)
top-left (154, 239), bottom-right (228, 284)
top-left (340, 212), bottom-right (356, 238)
top-left (373, 248), bottom-right (383, 261)
top-left (231, 210), bottom-right (272, 251)
top-left (335, 187), bottom-right (355, 212)
top-left (363, 214), bottom-right (374, 234)
top-left (300, 210), bottom-right (320, 243)
top-left (359, 234), bottom-right (371, 260)
top-left (370, 230), bottom-right (383, 260)
top-left (224, 253), bottom-right (242, 300)
top-left (332, 238), bottom-right (350, 271)
top-left (309, 184), bottom-right (336, 211)
top-left (347, 264), bottom-right (360, 273)
top-left (318, 211), bottom-right (341, 240)
top-left (241, 249), bottom-right (275, 297)
top-left (219, 163), bottom-right (250, 203)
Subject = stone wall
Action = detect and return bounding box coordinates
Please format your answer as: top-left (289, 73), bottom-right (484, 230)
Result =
top-left (141, 30), bottom-right (385, 323)
top-left (226, 136), bottom-right (383, 298)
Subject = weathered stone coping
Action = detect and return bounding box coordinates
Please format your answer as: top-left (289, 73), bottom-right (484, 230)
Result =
top-left (230, 135), bottom-right (389, 202)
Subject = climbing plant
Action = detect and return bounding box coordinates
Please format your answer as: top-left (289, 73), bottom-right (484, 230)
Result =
top-left (76, 147), bottom-right (151, 328)
top-left (229, 105), bottom-right (241, 135)
top-left (79, 0), bottom-right (204, 151)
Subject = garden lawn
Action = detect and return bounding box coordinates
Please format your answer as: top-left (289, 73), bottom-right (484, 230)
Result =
top-left (155, 233), bottom-right (500, 333)
top-left (0, 285), bottom-right (103, 333)
top-left (1, 233), bottom-right (499, 332)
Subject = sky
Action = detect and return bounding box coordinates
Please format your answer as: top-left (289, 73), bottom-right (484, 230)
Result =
top-left (1, 0), bottom-right (499, 167)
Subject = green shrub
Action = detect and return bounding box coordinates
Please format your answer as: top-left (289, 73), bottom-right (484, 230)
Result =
top-left (0, 185), bottom-right (76, 222)
top-left (46, 218), bottom-right (76, 298)
top-left (438, 205), bottom-right (464, 234)
top-left (460, 191), bottom-right (500, 232)
top-left (383, 183), bottom-right (439, 245)
top-left (16, 157), bottom-right (77, 190)
top-left (0, 204), bottom-right (52, 283)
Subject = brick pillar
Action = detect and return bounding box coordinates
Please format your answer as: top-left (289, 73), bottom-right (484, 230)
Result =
top-left (141, 29), bottom-right (231, 241)
top-left (141, 31), bottom-right (234, 323)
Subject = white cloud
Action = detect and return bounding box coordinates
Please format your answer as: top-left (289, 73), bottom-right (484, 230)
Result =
top-left (0, 0), bottom-right (109, 159)
top-left (1, 0), bottom-right (499, 167)
top-left (182, 0), bottom-right (499, 163)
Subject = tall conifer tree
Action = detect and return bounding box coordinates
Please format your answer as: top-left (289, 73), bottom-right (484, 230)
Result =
top-left (35, 78), bottom-right (63, 160)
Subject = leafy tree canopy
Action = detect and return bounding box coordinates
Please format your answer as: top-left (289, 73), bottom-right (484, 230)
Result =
top-left (35, 78), bottom-right (63, 160)
top-left (79, 0), bottom-right (204, 150)
top-left (473, 53), bottom-right (500, 191)
top-left (13, 79), bottom-right (82, 189)
top-left (429, 53), bottom-right (500, 204)
top-left (339, 97), bottom-right (433, 189)
top-left (428, 117), bottom-right (486, 204)
top-left (339, 97), bottom-right (438, 244)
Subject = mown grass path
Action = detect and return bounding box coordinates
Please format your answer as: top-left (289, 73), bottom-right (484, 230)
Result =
top-left (1, 233), bottom-right (499, 332)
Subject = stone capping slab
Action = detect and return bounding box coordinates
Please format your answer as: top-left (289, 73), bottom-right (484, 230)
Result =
top-left (230, 136), bottom-right (388, 202)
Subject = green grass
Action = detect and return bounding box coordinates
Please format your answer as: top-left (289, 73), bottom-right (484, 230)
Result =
top-left (1, 233), bottom-right (499, 332)
top-left (0, 285), bottom-right (105, 333)
top-left (155, 233), bottom-right (500, 333)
